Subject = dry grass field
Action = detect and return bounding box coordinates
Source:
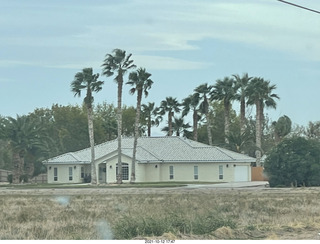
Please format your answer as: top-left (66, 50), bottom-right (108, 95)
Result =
top-left (1, 186), bottom-right (320, 240)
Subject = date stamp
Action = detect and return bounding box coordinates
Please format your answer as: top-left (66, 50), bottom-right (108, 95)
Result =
top-left (145, 240), bottom-right (175, 243)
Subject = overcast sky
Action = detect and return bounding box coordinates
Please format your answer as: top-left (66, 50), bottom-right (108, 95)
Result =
top-left (0, 0), bottom-right (319, 135)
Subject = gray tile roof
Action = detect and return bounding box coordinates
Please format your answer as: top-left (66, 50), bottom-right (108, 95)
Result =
top-left (44, 136), bottom-right (255, 164)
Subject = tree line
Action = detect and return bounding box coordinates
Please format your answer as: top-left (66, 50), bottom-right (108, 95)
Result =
top-left (1, 48), bottom-right (320, 184)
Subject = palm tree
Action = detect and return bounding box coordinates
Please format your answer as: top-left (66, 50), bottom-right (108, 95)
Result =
top-left (126, 68), bottom-right (153, 183)
top-left (305, 121), bottom-right (320, 139)
top-left (1, 115), bottom-right (50, 183)
top-left (71, 67), bottom-right (104, 184)
top-left (272, 115), bottom-right (292, 144)
top-left (101, 49), bottom-right (136, 184)
top-left (159, 97), bottom-right (181, 136)
top-left (182, 93), bottom-right (201, 141)
top-left (162, 116), bottom-right (192, 137)
top-left (141, 102), bottom-right (162, 137)
top-left (194, 83), bottom-right (213, 145)
top-left (246, 77), bottom-right (280, 166)
top-left (226, 129), bottom-right (255, 154)
top-left (211, 77), bottom-right (237, 144)
top-left (233, 73), bottom-right (252, 134)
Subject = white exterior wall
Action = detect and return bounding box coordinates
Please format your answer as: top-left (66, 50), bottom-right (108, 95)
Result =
top-left (47, 164), bottom-right (84, 184)
top-left (141, 163), bottom-right (161, 182)
top-left (140, 162), bottom-right (251, 182)
top-left (157, 163), bottom-right (235, 182)
top-left (47, 160), bottom-right (251, 184)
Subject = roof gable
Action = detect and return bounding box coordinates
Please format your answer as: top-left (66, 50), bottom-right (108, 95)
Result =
top-left (46, 152), bottom-right (89, 164)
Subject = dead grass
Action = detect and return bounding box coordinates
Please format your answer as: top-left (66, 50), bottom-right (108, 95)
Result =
top-left (1, 187), bottom-right (320, 240)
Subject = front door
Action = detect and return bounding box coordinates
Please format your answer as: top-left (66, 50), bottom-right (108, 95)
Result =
top-left (99, 164), bottom-right (106, 183)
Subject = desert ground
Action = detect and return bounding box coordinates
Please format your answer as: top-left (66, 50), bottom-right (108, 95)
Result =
top-left (1, 184), bottom-right (320, 240)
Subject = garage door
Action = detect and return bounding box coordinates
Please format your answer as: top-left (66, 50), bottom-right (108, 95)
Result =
top-left (234, 166), bottom-right (249, 182)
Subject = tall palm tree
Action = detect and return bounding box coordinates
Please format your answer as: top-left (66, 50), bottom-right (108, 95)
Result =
top-left (141, 102), bottom-right (162, 137)
top-left (71, 67), bottom-right (104, 184)
top-left (182, 93), bottom-right (201, 141)
top-left (126, 68), bottom-right (153, 183)
top-left (101, 49), bottom-right (136, 184)
top-left (1, 115), bottom-right (50, 183)
top-left (159, 97), bottom-right (181, 136)
top-left (211, 77), bottom-right (237, 144)
top-left (194, 83), bottom-right (213, 145)
top-left (233, 73), bottom-right (252, 134)
top-left (246, 77), bottom-right (280, 166)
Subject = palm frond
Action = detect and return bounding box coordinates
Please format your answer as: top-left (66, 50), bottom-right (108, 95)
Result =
top-left (71, 67), bottom-right (104, 105)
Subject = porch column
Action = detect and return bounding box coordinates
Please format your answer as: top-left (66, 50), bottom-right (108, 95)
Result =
top-left (95, 162), bottom-right (99, 184)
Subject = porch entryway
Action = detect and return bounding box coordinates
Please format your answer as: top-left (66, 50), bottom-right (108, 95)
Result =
top-left (98, 163), bottom-right (106, 183)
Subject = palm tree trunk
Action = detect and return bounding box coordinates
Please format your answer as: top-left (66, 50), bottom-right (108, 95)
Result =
top-left (203, 96), bottom-right (213, 146)
top-left (147, 117), bottom-right (151, 137)
top-left (206, 112), bottom-right (213, 146)
top-left (131, 90), bottom-right (142, 183)
top-left (117, 76), bottom-right (123, 184)
top-left (19, 155), bottom-right (25, 183)
top-left (224, 101), bottom-right (230, 144)
top-left (193, 110), bottom-right (198, 141)
top-left (27, 160), bottom-right (34, 179)
top-left (87, 106), bottom-right (97, 184)
top-left (255, 100), bottom-right (262, 166)
top-left (168, 112), bottom-right (173, 136)
top-left (12, 153), bottom-right (21, 184)
top-left (240, 98), bottom-right (246, 134)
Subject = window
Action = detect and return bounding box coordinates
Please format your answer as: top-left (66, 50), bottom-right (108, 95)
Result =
top-left (219, 165), bottom-right (223, 180)
top-left (116, 163), bottom-right (129, 180)
top-left (69, 167), bottom-right (73, 181)
top-left (81, 167), bottom-right (84, 179)
top-left (169, 166), bottom-right (174, 180)
top-left (54, 168), bottom-right (58, 181)
top-left (194, 166), bottom-right (198, 180)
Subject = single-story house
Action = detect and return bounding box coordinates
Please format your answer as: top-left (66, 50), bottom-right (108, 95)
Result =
top-left (44, 136), bottom-right (255, 184)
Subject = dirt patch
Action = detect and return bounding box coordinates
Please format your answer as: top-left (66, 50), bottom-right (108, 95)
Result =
top-left (213, 226), bottom-right (234, 239)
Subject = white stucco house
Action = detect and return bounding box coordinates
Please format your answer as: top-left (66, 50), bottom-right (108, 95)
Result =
top-left (44, 136), bottom-right (255, 184)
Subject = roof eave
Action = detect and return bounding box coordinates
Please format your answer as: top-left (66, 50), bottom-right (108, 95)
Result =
top-left (138, 159), bottom-right (255, 163)
top-left (43, 161), bottom-right (90, 165)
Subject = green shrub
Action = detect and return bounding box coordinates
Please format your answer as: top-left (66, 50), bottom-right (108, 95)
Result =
top-left (20, 174), bottom-right (29, 183)
top-left (7, 174), bottom-right (12, 183)
top-left (264, 137), bottom-right (320, 187)
top-left (7, 174), bottom-right (29, 183)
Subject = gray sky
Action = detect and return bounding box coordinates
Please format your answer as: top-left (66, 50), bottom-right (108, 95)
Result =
top-left (0, 0), bottom-right (319, 135)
